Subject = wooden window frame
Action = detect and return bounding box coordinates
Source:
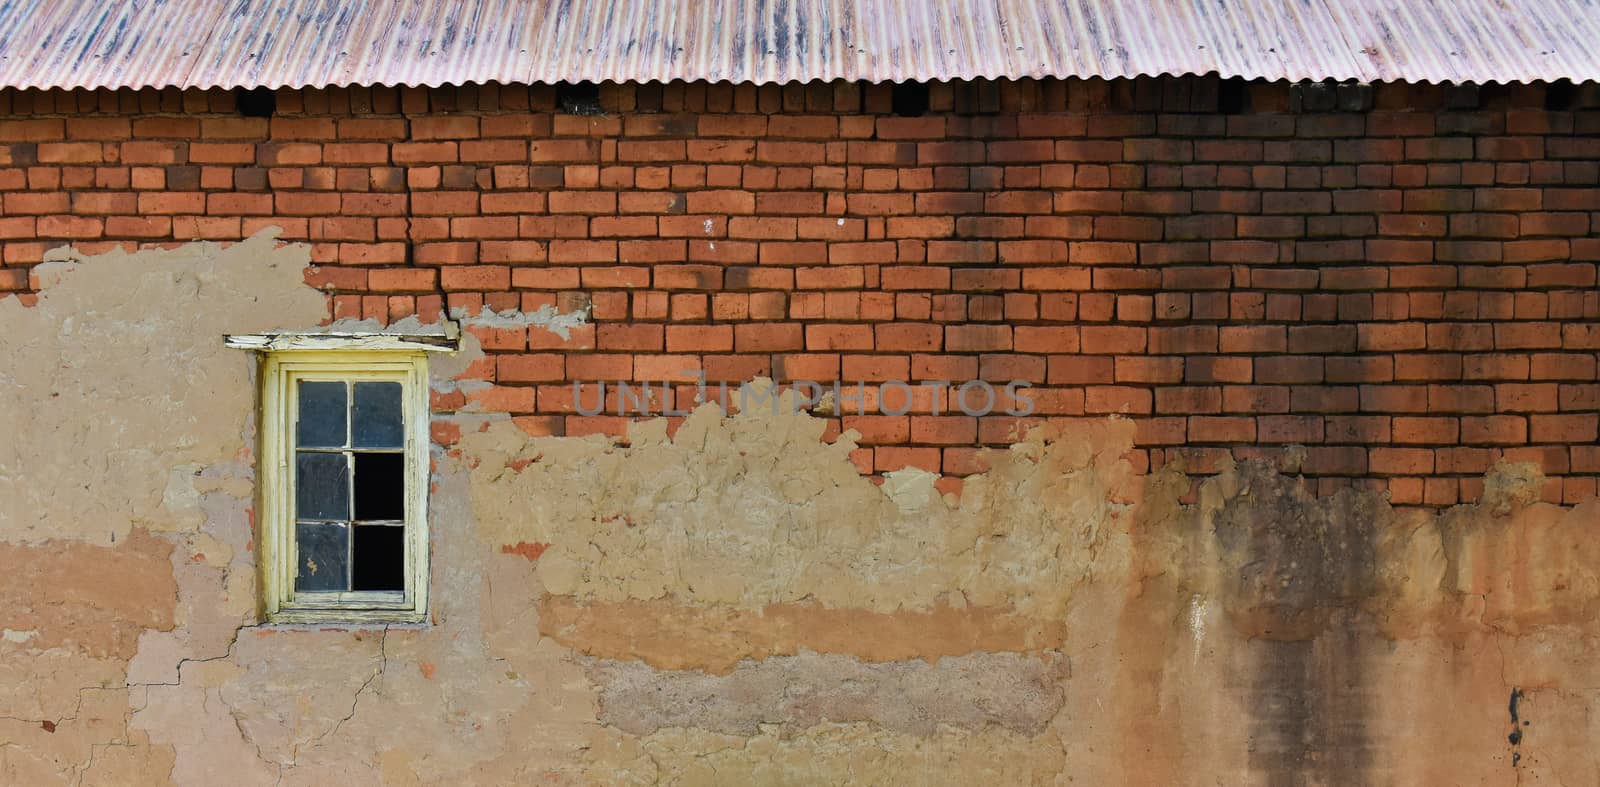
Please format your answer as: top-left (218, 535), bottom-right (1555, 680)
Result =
top-left (256, 349), bottom-right (432, 624)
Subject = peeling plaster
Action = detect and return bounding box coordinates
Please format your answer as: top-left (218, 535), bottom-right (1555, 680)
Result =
top-left (451, 303), bottom-right (591, 339)
top-left (4, 236), bottom-right (1600, 785)
top-left (458, 381), bottom-right (1138, 617)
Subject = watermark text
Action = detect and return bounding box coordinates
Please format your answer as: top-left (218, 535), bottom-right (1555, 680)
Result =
top-left (570, 374), bottom-right (1036, 417)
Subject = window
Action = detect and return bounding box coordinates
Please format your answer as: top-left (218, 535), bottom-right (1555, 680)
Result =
top-left (227, 334), bottom-right (449, 624)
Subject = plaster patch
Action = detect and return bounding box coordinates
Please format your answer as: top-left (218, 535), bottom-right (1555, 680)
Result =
top-left (587, 722), bottom-right (1069, 785)
top-left (880, 466), bottom-right (940, 511)
top-left (0, 230), bottom-right (327, 545)
top-left (428, 330), bottom-right (490, 396)
top-left (459, 381), bottom-right (1139, 617)
top-left (0, 529), bottom-right (176, 659)
top-left (298, 314), bottom-right (454, 340)
top-left (538, 596), bottom-right (1066, 673)
top-left (588, 650), bottom-right (1067, 736)
top-left (451, 303), bottom-right (590, 339)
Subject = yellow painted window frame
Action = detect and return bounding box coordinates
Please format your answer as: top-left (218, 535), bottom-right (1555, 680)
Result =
top-left (258, 350), bottom-right (431, 625)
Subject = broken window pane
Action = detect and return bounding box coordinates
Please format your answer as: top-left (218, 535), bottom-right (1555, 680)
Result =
top-left (352, 525), bottom-right (405, 591)
top-left (297, 381), bottom-right (347, 448)
top-left (352, 382), bottom-right (404, 448)
top-left (353, 452), bottom-right (405, 521)
top-left (295, 522), bottom-right (349, 592)
top-left (296, 452), bottom-right (349, 520)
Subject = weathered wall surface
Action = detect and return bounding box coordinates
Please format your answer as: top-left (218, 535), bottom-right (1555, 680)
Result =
top-left (1, 233), bottom-right (1598, 785)
top-left (0, 77), bottom-right (1598, 505)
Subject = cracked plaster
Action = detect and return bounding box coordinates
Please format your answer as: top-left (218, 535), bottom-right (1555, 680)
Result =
top-left (2, 233), bottom-right (1600, 785)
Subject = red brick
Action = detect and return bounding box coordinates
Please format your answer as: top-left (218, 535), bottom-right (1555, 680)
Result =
top-left (1259, 415), bottom-right (1324, 443)
top-left (911, 416), bottom-right (978, 444)
top-left (844, 415), bottom-right (911, 444)
top-left (412, 116), bottom-right (480, 140)
top-left (189, 142), bottom-right (254, 164)
top-left (1070, 386), bottom-right (1156, 420)
top-left (1219, 326), bottom-right (1285, 353)
top-left (835, 356), bottom-right (907, 384)
top-left (37, 142), bottom-right (107, 163)
top-left (1358, 323), bottom-right (1427, 351)
top-left (945, 325), bottom-right (1012, 352)
top-left (1460, 415), bottom-right (1527, 445)
top-left (596, 324), bottom-right (665, 351)
top-left (1369, 447), bottom-right (1434, 475)
top-left (876, 324), bottom-right (943, 352)
top-left (368, 268), bottom-right (438, 292)
top-left (1392, 417), bottom-right (1459, 444)
top-left (36, 215), bottom-right (103, 239)
top-left (1529, 414), bottom-right (1597, 443)
top-left (806, 324), bottom-right (874, 351)
top-left (1189, 416), bottom-right (1255, 443)
top-left (665, 325), bottom-right (733, 352)
top-left (496, 355), bottom-right (565, 383)
top-left (200, 118), bottom-right (268, 139)
top-left (1156, 386), bottom-right (1222, 414)
top-left (0, 90), bottom-right (1592, 503)
top-left (439, 265), bottom-right (509, 290)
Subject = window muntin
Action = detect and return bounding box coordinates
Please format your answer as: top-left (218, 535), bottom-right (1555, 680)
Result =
top-left (258, 352), bottom-right (430, 624)
top-left (292, 379), bottom-right (406, 593)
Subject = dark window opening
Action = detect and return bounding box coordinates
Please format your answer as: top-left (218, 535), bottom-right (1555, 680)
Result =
top-left (557, 81), bottom-right (604, 115)
top-left (1546, 80), bottom-right (1576, 111)
top-left (354, 452), bottom-right (406, 521)
top-left (892, 81), bottom-right (930, 117)
top-left (353, 526), bottom-right (406, 591)
top-left (1218, 77), bottom-right (1248, 115)
top-left (237, 87), bottom-right (277, 118)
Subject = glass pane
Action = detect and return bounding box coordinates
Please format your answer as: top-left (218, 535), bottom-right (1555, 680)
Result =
top-left (296, 452), bottom-right (349, 520)
top-left (352, 382), bottom-right (404, 448)
top-left (353, 453), bottom-right (406, 521)
top-left (297, 381), bottom-right (347, 448)
top-left (295, 522), bottom-right (349, 592)
top-left (353, 525), bottom-right (405, 591)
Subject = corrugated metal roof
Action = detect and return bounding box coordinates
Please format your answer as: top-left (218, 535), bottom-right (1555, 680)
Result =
top-left (0, 0), bottom-right (1595, 91)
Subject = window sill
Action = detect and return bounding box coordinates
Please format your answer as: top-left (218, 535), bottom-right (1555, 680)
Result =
top-left (266, 609), bottom-right (428, 626)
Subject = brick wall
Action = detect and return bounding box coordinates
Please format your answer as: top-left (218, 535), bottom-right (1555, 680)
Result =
top-left (0, 76), bottom-right (1596, 506)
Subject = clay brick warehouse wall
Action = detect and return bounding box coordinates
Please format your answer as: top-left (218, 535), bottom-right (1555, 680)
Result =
top-left (11, 66), bottom-right (1600, 785)
top-left (2, 76), bottom-right (1596, 507)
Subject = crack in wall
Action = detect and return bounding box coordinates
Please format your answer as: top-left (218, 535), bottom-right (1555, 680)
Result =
top-left (319, 627), bottom-right (388, 748)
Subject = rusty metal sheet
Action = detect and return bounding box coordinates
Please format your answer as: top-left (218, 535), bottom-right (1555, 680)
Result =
top-left (0, 0), bottom-right (1594, 91)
